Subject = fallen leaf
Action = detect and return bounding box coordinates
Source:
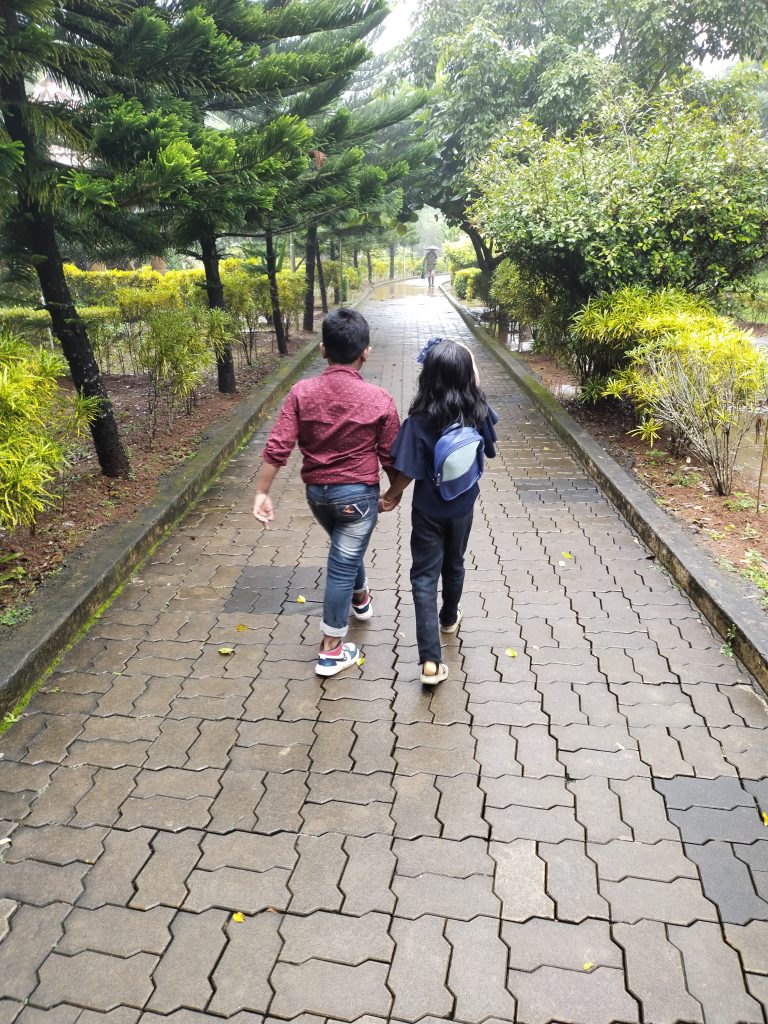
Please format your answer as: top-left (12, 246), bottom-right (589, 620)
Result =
top-left (357, 656), bottom-right (365, 666)
top-left (231, 912), bottom-right (245, 923)
top-left (762, 811), bottom-right (768, 827)
top-left (296, 595), bottom-right (306, 604)
top-left (505, 648), bottom-right (518, 658)
top-left (561, 552), bottom-right (574, 559)
top-left (583, 962), bottom-right (594, 972)
top-left (218, 647), bottom-right (234, 656)
top-left (235, 624), bottom-right (248, 633)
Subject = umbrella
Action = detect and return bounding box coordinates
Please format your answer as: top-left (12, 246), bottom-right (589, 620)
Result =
top-left (424, 245), bottom-right (440, 250)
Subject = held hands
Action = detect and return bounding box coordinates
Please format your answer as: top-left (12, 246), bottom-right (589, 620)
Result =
top-left (253, 492), bottom-right (274, 526)
top-left (378, 491), bottom-right (401, 513)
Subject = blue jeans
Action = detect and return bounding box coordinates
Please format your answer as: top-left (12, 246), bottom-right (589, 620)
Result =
top-left (410, 506), bottom-right (474, 664)
top-left (306, 483), bottom-right (379, 638)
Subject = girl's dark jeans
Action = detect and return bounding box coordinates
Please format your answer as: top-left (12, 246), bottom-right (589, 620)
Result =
top-left (410, 505), bottom-right (474, 664)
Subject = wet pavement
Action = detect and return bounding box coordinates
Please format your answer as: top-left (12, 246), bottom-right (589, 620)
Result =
top-left (0, 280), bottom-right (767, 1024)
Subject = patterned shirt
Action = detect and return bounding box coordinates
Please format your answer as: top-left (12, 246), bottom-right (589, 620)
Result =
top-left (263, 363), bottom-right (400, 485)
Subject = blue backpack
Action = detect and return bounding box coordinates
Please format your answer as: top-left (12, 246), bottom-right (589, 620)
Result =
top-left (432, 424), bottom-right (484, 501)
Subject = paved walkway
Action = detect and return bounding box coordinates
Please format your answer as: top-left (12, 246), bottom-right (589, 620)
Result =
top-left (1, 282), bottom-right (767, 1024)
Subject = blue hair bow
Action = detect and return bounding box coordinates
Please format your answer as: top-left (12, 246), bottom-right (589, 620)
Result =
top-left (416, 336), bottom-right (444, 363)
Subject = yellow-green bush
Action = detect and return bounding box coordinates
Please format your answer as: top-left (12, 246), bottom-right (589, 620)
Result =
top-left (453, 268), bottom-right (486, 302)
top-left (0, 329), bottom-right (97, 531)
top-left (599, 288), bottom-right (768, 495)
top-left (277, 271), bottom-right (306, 334)
top-left (443, 240), bottom-right (476, 284)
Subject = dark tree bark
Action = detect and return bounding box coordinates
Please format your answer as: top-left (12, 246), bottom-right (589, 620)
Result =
top-left (366, 249), bottom-right (373, 284)
top-left (0, 58), bottom-right (129, 478)
top-left (461, 221), bottom-right (503, 274)
top-left (389, 242), bottom-right (396, 280)
top-left (303, 224), bottom-right (317, 332)
top-left (316, 240), bottom-right (328, 314)
top-left (329, 239), bottom-right (340, 305)
top-left (199, 233), bottom-right (236, 393)
top-left (352, 246), bottom-right (359, 269)
top-left (265, 228), bottom-right (288, 355)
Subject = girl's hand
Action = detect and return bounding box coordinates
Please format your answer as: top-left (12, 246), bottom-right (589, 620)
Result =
top-left (253, 492), bottom-right (274, 526)
top-left (379, 492), bottom-right (401, 513)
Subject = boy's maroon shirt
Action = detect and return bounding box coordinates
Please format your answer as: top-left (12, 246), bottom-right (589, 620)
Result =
top-left (262, 363), bottom-right (400, 484)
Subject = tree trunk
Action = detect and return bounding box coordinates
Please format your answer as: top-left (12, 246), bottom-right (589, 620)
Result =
top-left (316, 241), bottom-right (329, 314)
top-left (0, 57), bottom-right (129, 477)
top-left (330, 239), bottom-right (340, 305)
top-left (461, 221), bottom-right (502, 274)
top-left (303, 224), bottom-right (317, 332)
top-left (389, 242), bottom-right (396, 280)
top-left (265, 228), bottom-right (288, 355)
top-left (199, 234), bottom-right (236, 394)
top-left (352, 246), bottom-right (359, 269)
top-left (366, 249), bottom-right (373, 284)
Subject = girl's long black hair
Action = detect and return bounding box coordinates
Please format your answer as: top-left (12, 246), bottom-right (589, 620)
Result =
top-left (409, 338), bottom-right (489, 431)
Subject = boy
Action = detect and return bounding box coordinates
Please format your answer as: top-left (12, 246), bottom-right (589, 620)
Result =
top-left (253, 308), bottom-right (400, 677)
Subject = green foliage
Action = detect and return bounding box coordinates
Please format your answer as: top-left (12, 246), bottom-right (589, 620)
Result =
top-left (0, 550), bottom-right (25, 592)
top-left (276, 271), bottom-right (306, 335)
top-left (453, 268), bottom-right (486, 302)
top-left (443, 240), bottom-right (476, 284)
top-left (602, 290), bottom-right (768, 494)
top-left (571, 287), bottom-right (719, 383)
top-left (0, 329), bottom-right (98, 531)
top-left (490, 259), bottom-right (572, 349)
top-left (138, 309), bottom-right (212, 442)
top-left (471, 88), bottom-right (768, 316)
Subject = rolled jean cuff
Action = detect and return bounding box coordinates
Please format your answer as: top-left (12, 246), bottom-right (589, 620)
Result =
top-left (320, 620), bottom-right (348, 638)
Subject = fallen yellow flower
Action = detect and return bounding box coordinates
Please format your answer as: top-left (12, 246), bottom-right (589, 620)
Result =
top-left (232, 912), bottom-right (245, 923)
top-left (218, 647), bottom-right (234, 656)
top-left (296, 595), bottom-right (306, 604)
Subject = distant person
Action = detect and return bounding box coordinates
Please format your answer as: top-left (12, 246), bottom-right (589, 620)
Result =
top-left (422, 248), bottom-right (438, 288)
top-left (379, 337), bottom-right (498, 685)
top-left (253, 308), bottom-right (400, 677)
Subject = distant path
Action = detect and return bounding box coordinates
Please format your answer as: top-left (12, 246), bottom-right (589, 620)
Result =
top-left (0, 279), bottom-right (766, 1024)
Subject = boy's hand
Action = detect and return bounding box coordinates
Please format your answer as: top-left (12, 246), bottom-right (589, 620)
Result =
top-left (253, 492), bottom-right (274, 526)
top-left (379, 492), bottom-right (400, 513)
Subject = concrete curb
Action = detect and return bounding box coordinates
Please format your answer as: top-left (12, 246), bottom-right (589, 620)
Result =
top-left (443, 285), bottom-right (768, 691)
top-left (0, 335), bottom-right (323, 713)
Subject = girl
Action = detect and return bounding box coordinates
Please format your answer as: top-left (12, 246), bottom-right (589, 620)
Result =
top-left (380, 337), bottom-right (498, 684)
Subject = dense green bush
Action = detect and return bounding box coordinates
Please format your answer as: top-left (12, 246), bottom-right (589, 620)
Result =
top-left (490, 259), bottom-right (572, 349)
top-left (0, 329), bottom-right (97, 531)
top-left (597, 287), bottom-right (768, 494)
top-left (443, 240), bottom-right (476, 284)
top-left (472, 88), bottom-right (768, 316)
top-left (453, 267), bottom-right (487, 302)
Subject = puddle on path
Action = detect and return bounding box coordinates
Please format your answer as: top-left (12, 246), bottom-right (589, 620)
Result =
top-left (370, 276), bottom-right (448, 300)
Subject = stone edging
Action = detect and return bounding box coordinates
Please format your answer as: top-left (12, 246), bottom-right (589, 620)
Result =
top-left (442, 285), bottom-right (768, 692)
top-left (0, 335), bottom-right (323, 713)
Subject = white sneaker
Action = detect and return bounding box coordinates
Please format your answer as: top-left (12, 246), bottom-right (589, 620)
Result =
top-left (316, 642), bottom-right (360, 677)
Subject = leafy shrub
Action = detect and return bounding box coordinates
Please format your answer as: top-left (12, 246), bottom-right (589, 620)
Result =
top-left (443, 240), bottom-right (476, 284)
top-left (277, 271), bottom-right (306, 335)
top-left (603, 299), bottom-right (768, 495)
top-left (221, 263), bottom-right (271, 365)
top-left (491, 259), bottom-right (572, 350)
top-left (138, 310), bottom-right (212, 442)
top-left (0, 329), bottom-right (97, 531)
top-left (0, 306), bottom-right (52, 343)
top-left (570, 287), bottom-right (719, 384)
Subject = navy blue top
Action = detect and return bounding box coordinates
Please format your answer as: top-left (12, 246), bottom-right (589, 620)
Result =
top-left (392, 407), bottom-right (498, 519)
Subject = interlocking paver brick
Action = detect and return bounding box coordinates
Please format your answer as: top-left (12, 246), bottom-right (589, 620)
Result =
top-left (71, 766), bottom-right (138, 827)
top-left (486, 804), bottom-right (583, 843)
top-left (602, 875), bottom-right (718, 924)
top-left (670, 920), bottom-right (764, 1024)
top-left (130, 830), bottom-right (202, 910)
top-left (391, 773), bottom-right (440, 838)
top-left (508, 724), bottom-right (563, 777)
top-left (185, 863), bottom-right (291, 913)
top-left (269, 959), bottom-right (392, 1021)
top-left (78, 828), bottom-right (153, 908)
top-left (446, 916), bottom-right (516, 1023)
top-left (280, 910), bottom-right (392, 964)
top-left (288, 833), bottom-right (346, 913)
top-left (144, 718), bottom-right (199, 769)
top-left (59, 905), bottom-right (174, 956)
top-left (629, 725), bottom-right (694, 777)
top-left (208, 913), bottom-right (282, 1016)
top-left (252, 770), bottom-right (307, 833)
top-left (669, 805), bottom-right (765, 844)
top-left (489, 840), bottom-right (554, 921)
top-left (0, 858), bottom-right (87, 905)
top-left (569, 777), bottom-right (629, 842)
top-left (508, 964), bottom-right (639, 1024)
top-left (33, 950), bottom-right (157, 1011)
top-left (340, 835), bottom-right (396, 915)
top-left (684, 840), bottom-right (768, 924)
top-left (610, 776), bottom-right (680, 842)
top-left (502, 917), bottom-right (621, 971)
top-left (4, 823), bottom-right (106, 866)
top-left (388, 916), bottom-right (452, 1021)
top-left (538, 840), bottom-right (609, 922)
top-left (589, 838), bottom-right (697, 882)
top-left (148, 909), bottom-right (227, 1013)
top-left (724, 921), bottom-right (768, 973)
top-left (655, 775), bottom-right (756, 809)
top-left (393, 870), bottom-right (500, 921)
top-left (435, 774), bottom-right (488, 838)
top-left (0, 902), bottom-right (69, 1001)
top-left (614, 919), bottom-right (702, 1024)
